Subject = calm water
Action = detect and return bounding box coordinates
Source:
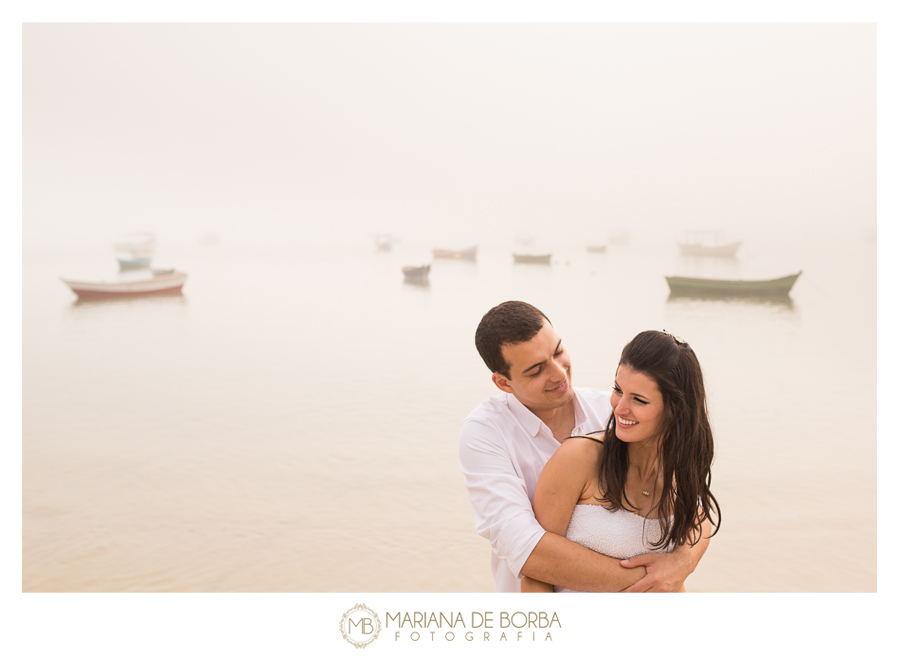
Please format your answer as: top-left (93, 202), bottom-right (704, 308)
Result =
top-left (22, 233), bottom-right (877, 592)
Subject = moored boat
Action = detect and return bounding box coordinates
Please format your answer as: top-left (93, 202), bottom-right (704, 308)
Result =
top-left (432, 246), bottom-right (477, 260)
top-left (402, 264), bottom-right (430, 283)
top-left (198, 231), bottom-right (220, 246)
top-left (117, 256), bottom-right (152, 270)
top-left (677, 231), bottom-right (741, 257)
top-left (514, 232), bottom-right (535, 246)
top-left (608, 230), bottom-right (631, 246)
top-left (375, 234), bottom-right (394, 252)
top-left (113, 232), bottom-right (156, 254)
top-left (665, 271), bottom-right (801, 297)
top-left (677, 240), bottom-right (742, 257)
top-left (61, 270), bottom-right (189, 298)
top-left (513, 253), bottom-right (552, 264)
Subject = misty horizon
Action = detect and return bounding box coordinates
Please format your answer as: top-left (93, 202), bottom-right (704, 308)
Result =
top-left (23, 23), bottom-right (875, 250)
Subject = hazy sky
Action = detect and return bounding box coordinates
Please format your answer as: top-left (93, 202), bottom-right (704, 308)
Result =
top-left (23, 22), bottom-right (875, 248)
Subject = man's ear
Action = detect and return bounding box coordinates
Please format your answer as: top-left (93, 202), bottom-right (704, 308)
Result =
top-left (491, 372), bottom-right (514, 394)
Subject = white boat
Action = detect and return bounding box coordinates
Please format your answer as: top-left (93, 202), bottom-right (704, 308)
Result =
top-left (514, 232), bottom-right (535, 246)
top-left (199, 232), bottom-right (220, 246)
top-left (375, 233), bottom-right (395, 252)
top-left (677, 231), bottom-right (741, 257)
top-left (608, 229), bottom-right (631, 245)
top-left (61, 270), bottom-right (188, 298)
top-left (113, 232), bottom-right (156, 254)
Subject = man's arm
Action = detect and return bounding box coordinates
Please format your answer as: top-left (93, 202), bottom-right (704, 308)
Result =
top-left (619, 518), bottom-right (712, 592)
top-left (523, 523), bottom-right (708, 593)
top-left (460, 418), bottom-right (636, 591)
top-left (520, 532), bottom-right (646, 591)
top-left (459, 418), bottom-right (553, 586)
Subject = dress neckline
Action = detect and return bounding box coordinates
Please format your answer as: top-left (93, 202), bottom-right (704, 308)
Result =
top-left (572, 503), bottom-right (668, 521)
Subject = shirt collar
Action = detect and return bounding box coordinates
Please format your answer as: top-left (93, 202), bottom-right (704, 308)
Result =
top-left (571, 389), bottom-right (588, 434)
top-left (506, 388), bottom-right (587, 438)
top-left (506, 393), bottom-right (544, 437)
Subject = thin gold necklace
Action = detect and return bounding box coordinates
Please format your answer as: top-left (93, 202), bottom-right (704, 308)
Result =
top-left (638, 474), bottom-right (651, 497)
top-left (634, 466), bottom-right (653, 496)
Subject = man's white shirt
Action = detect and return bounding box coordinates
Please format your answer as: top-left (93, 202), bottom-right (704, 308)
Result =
top-left (458, 387), bottom-right (613, 592)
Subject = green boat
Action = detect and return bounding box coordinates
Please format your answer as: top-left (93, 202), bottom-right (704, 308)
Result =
top-left (665, 271), bottom-right (801, 297)
top-left (513, 253), bottom-right (552, 264)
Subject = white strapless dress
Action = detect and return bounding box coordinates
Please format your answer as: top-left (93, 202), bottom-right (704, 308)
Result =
top-left (554, 504), bottom-right (673, 593)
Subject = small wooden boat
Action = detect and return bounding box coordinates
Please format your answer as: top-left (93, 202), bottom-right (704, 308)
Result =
top-left (665, 271), bottom-right (801, 297)
top-left (61, 270), bottom-right (188, 298)
top-left (198, 232), bottom-right (220, 246)
top-left (515, 232), bottom-right (535, 246)
top-left (677, 231), bottom-right (741, 257)
top-left (677, 240), bottom-right (742, 257)
top-left (586, 245), bottom-right (607, 253)
top-left (113, 232), bottom-right (156, 254)
top-left (513, 253), bottom-right (552, 264)
top-left (402, 264), bottom-right (430, 282)
top-left (375, 234), bottom-right (394, 252)
top-left (117, 256), bottom-right (152, 270)
top-left (608, 230), bottom-right (630, 246)
top-left (432, 246), bottom-right (477, 260)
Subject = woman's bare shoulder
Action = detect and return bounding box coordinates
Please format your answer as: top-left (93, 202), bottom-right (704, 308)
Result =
top-left (536, 434), bottom-right (605, 502)
top-left (551, 433), bottom-right (605, 467)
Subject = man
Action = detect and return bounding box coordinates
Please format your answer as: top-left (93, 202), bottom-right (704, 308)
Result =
top-left (459, 301), bottom-right (708, 592)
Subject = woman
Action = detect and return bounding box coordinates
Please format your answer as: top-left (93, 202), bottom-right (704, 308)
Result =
top-left (522, 330), bottom-right (720, 592)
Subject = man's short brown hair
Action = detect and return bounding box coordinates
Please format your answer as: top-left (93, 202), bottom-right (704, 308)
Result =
top-left (474, 301), bottom-right (551, 378)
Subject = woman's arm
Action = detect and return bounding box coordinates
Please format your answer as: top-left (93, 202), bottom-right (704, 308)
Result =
top-left (533, 438), bottom-right (598, 534)
top-left (520, 438), bottom-right (598, 593)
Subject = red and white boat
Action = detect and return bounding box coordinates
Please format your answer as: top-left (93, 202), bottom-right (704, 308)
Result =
top-left (61, 270), bottom-right (188, 298)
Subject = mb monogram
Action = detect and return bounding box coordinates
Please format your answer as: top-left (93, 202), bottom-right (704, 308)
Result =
top-left (339, 604), bottom-right (382, 648)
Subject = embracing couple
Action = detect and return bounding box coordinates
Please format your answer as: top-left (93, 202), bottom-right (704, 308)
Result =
top-left (459, 301), bottom-right (720, 593)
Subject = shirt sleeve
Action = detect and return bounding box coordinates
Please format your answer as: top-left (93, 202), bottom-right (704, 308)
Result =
top-left (459, 417), bottom-right (546, 579)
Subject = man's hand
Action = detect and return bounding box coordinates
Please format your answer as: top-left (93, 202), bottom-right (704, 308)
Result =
top-left (619, 550), bottom-right (691, 592)
top-left (621, 521), bottom-right (711, 592)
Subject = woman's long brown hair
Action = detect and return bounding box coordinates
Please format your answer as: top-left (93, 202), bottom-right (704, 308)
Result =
top-left (597, 330), bottom-right (721, 548)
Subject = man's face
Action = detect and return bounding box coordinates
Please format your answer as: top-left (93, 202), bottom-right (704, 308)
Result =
top-left (492, 321), bottom-right (575, 413)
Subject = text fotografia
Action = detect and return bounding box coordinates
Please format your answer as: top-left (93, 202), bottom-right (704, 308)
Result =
top-left (386, 611), bottom-right (561, 642)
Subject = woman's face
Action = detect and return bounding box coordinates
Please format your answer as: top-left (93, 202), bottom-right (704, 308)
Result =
top-left (610, 364), bottom-right (666, 446)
